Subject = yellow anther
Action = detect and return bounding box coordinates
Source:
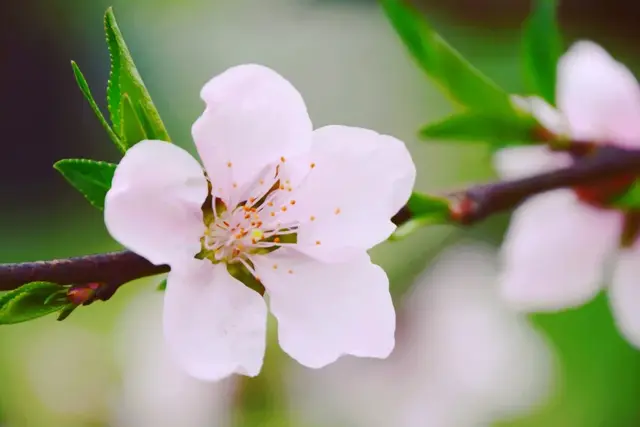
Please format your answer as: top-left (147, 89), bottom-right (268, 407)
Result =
top-left (249, 197), bottom-right (256, 204)
top-left (335, 208), bottom-right (341, 215)
top-left (273, 264), bottom-right (278, 270)
top-left (281, 206), bottom-right (288, 212)
top-left (267, 201), bottom-right (274, 207)
top-left (288, 269), bottom-right (294, 274)
top-left (232, 182), bottom-right (238, 188)
top-left (280, 156), bottom-right (286, 163)
top-left (280, 185), bottom-right (285, 190)
top-left (310, 215), bottom-right (316, 221)
top-left (310, 162), bottom-right (316, 169)
top-left (315, 240), bottom-right (321, 245)
top-left (290, 200), bottom-right (296, 205)
top-left (270, 212), bottom-right (276, 217)
top-left (227, 161), bottom-right (232, 168)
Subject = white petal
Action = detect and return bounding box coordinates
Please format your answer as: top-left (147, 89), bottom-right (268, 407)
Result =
top-left (500, 190), bottom-right (621, 311)
top-left (493, 146), bottom-right (571, 180)
top-left (104, 140), bottom-right (208, 266)
top-left (558, 41), bottom-right (640, 147)
top-left (252, 249), bottom-right (395, 368)
top-left (192, 64), bottom-right (313, 198)
top-left (510, 95), bottom-right (569, 136)
top-left (610, 246), bottom-right (640, 348)
top-left (163, 259), bottom-right (268, 381)
top-left (291, 125), bottom-right (415, 260)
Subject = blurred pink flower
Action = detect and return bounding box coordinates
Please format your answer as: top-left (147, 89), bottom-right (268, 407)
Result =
top-left (104, 64), bottom-right (415, 381)
top-left (494, 41), bottom-right (640, 347)
top-left (113, 289), bottom-right (235, 427)
top-left (286, 243), bottom-right (555, 427)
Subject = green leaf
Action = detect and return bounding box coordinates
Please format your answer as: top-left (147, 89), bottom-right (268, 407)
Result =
top-left (121, 93), bottom-right (148, 146)
top-left (407, 192), bottom-right (451, 216)
top-left (522, 0), bottom-right (562, 104)
top-left (0, 282), bottom-right (66, 324)
top-left (612, 181), bottom-right (640, 209)
top-left (105, 7), bottom-right (171, 147)
top-left (156, 279), bottom-right (167, 291)
top-left (57, 304), bottom-right (79, 322)
top-left (392, 192), bottom-right (451, 239)
top-left (380, 0), bottom-right (511, 113)
top-left (419, 111), bottom-right (539, 145)
top-left (54, 159), bottom-right (117, 210)
top-left (71, 61), bottom-right (124, 151)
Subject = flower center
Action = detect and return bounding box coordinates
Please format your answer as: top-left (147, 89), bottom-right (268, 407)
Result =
top-left (197, 161), bottom-right (304, 272)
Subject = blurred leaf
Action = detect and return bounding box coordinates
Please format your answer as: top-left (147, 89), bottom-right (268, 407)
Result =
top-left (407, 191), bottom-right (451, 215)
top-left (392, 192), bottom-right (451, 239)
top-left (380, 0), bottom-right (511, 113)
top-left (54, 159), bottom-right (117, 210)
top-left (105, 7), bottom-right (171, 147)
top-left (70, 61), bottom-right (124, 150)
top-left (419, 111), bottom-right (539, 145)
top-left (157, 279), bottom-right (167, 291)
top-left (0, 282), bottom-right (66, 324)
top-left (57, 304), bottom-right (79, 321)
top-left (121, 93), bottom-right (148, 146)
top-left (612, 180), bottom-right (640, 209)
top-left (522, 0), bottom-right (562, 104)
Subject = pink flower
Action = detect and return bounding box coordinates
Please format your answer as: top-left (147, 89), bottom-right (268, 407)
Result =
top-left (286, 244), bottom-right (554, 427)
top-left (104, 64), bottom-right (416, 381)
top-left (495, 41), bottom-right (640, 346)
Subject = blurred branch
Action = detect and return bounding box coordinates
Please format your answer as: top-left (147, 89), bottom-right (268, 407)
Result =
top-left (391, 143), bottom-right (640, 225)
top-left (1, 144), bottom-right (640, 297)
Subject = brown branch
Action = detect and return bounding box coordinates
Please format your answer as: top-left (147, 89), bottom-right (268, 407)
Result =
top-left (0, 251), bottom-right (168, 295)
top-left (3, 144), bottom-right (640, 297)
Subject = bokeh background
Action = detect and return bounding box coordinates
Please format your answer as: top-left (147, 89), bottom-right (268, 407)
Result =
top-left (2, 0), bottom-right (640, 426)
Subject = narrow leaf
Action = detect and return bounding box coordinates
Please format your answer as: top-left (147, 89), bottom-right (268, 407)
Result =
top-left (407, 192), bottom-right (451, 216)
top-left (71, 61), bottom-right (124, 150)
top-left (105, 7), bottom-right (171, 146)
top-left (0, 282), bottom-right (66, 325)
top-left (392, 192), bottom-right (451, 239)
top-left (121, 93), bottom-right (148, 146)
top-left (57, 304), bottom-right (79, 322)
top-left (381, 0), bottom-right (511, 113)
top-left (157, 279), bottom-right (167, 291)
top-left (54, 159), bottom-right (117, 210)
top-left (419, 111), bottom-right (539, 145)
top-left (522, 0), bottom-right (562, 104)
